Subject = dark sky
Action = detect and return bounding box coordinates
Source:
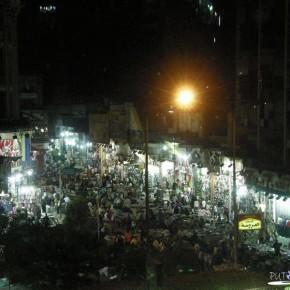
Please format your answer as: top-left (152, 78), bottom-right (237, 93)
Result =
top-left (17, 0), bottom-right (235, 115)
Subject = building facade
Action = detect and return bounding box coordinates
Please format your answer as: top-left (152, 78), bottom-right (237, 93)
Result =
top-left (0, 0), bottom-right (20, 120)
top-left (235, 0), bottom-right (290, 171)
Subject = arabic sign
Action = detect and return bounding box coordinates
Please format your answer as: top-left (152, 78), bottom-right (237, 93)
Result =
top-left (238, 214), bottom-right (262, 231)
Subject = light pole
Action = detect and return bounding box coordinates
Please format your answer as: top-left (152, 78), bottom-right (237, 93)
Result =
top-left (144, 87), bottom-right (194, 289)
top-left (232, 111), bottom-right (239, 269)
top-left (145, 116), bottom-right (150, 290)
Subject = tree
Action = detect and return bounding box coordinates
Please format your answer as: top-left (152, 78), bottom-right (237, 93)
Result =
top-left (64, 196), bottom-right (91, 230)
top-left (1, 204), bottom-right (100, 289)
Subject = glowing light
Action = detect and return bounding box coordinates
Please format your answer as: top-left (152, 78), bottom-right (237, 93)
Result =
top-left (259, 204), bottom-right (266, 212)
top-left (27, 169), bottom-right (33, 176)
top-left (176, 87), bottom-right (194, 108)
top-left (237, 185), bottom-right (248, 198)
top-left (177, 153), bottom-right (189, 161)
top-left (66, 139), bottom-right (76, 146)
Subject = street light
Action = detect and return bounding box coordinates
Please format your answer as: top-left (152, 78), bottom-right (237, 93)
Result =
top-left (145, 116), bottom-right (150, 290)
top-left (145, 87), bottom-right (194, 289)
top-left (176, 87), bottom-right (195, 108)
top-left (232, 112), bottom-right (238, 269)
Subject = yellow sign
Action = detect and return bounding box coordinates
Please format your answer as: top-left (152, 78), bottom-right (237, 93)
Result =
top-left (238, 214), bottom-right (262, 231)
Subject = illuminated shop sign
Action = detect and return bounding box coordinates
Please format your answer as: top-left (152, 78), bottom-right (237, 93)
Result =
top-left (238, 214), bottom-right (262, 231)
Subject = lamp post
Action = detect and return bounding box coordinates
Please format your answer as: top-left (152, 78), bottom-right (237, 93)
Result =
top-left (145, 116), bottom-right (150, 290)
top-left (232, 111), bottom-right (239, 269)
top-left (144, 86), bottom-right (194, 289)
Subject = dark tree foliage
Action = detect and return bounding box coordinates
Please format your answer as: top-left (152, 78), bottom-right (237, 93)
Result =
top-left (64, 196), bottom-right (91, 229)
top-left (0, 200), bottom-right (99, 289)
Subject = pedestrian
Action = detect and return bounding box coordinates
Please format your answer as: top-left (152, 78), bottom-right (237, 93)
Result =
top-left (42, 213), bottom-right (50, 227)
top-left (157, 209), bottom-right (164, 227)
top-left (273, 239), bottom-right (282, 257)
top-left (125, 212), bottom-right (132, 231)
top-left (124, 230), bottom-right (133, 245)
top-left (55, 197), bottom-right (61, 214)
top-left (173, 203), bottom-right (180, 214)
top-left (64, 194), bottom-right (71, 210)
top-left (41, 192), bottom-right (47, 213)
top-left (104, 208), bottom-right (113, 233)
top-left (204, 251), bottom-right (212, 271)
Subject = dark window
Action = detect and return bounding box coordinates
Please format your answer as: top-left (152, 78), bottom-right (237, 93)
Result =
top-left (0, 91), bottom-right (7, 118)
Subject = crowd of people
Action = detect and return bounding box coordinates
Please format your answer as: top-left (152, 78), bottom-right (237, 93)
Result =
top-left (23, 150), bottom-right (238, 278)
top-left (2, 148), bottom-right (290, 282)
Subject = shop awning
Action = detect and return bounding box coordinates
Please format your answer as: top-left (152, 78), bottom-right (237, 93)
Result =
top-left (253, 185), bottom-right (286, 196)
top-left (276, 175), bottom-right (290, 195)
top-left (256, 170), bottom-right (279, 189)
top-left (246, 172), bottom-right (290, 198)
top-left (31, 143), bottom-right (49, 151)
top-left (244, 167), bottom-right (260, 186)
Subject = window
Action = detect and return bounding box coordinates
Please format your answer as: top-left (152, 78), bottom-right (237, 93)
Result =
top-left (40, 5), bottom-right (56, 13)
top-left (0, 91), bottom-right (7, 118)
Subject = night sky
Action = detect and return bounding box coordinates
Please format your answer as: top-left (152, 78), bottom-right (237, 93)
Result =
top-left (17, 0), bottom-right (235, 120)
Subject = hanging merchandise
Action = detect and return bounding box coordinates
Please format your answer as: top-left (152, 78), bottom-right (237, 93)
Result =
top-left (0, 139), bottom-right (20, 157)
top-left (18, 186), bottom-right (40, 207)
top-left (195, 179), bottom-right (203, 200)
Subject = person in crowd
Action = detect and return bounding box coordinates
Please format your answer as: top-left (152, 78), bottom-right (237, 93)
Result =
top-left (115, 234), bottom-right (125, 254)
top-left (198, 248), bottom-right (206, 271)
top-left (41, 192), bottom-right (47, 213)
top-left (63, 194), bottom-right (71, 210)
top-left (42, 213), bottom-right (50, 227)
top-left (198, 217), bottom-right (205, 228)
top-left (55, 196), bottom-right (61, 214)
top-left (204, 250), bottom-right (212, 271)
top-left (273, 238), bottom-right (282, 257)
top-left (32, 204), bottom-right (41, 221)
top-left (100, 225), bottom-right (109, 240)
top-left (212, 247), bottom-right (223, 266)
top-left (157, 208), bottom-right (164, 228)
top-left (104, 208), bottom-right (114, 233)
top-left (124, 212), bottom-right (133, 232)
top-left (124, 230), bottom-right (133, 245)
top-left (123, 197), bottom-right (131, 212)
top-left (173, 202), bottom-right (180, 214)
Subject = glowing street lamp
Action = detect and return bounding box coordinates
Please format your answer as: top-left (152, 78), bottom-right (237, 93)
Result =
top-left (176, 87), bottom-right (195, 108)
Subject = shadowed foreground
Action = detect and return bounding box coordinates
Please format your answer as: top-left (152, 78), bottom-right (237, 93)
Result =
top-left (84, 269), bottom-right (277, 290)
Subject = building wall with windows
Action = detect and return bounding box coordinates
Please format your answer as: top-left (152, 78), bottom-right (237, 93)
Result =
top-left (0, 0), bottom-right (20, 120)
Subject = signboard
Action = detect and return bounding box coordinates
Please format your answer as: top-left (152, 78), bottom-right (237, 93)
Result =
top-left (60, 167), bottom-right (78, 176)
top-left (238, 214), bottom-right (262, 231)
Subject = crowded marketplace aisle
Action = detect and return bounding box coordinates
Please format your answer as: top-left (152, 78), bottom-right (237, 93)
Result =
top-left (1, 137), bottom-right (290, 290)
